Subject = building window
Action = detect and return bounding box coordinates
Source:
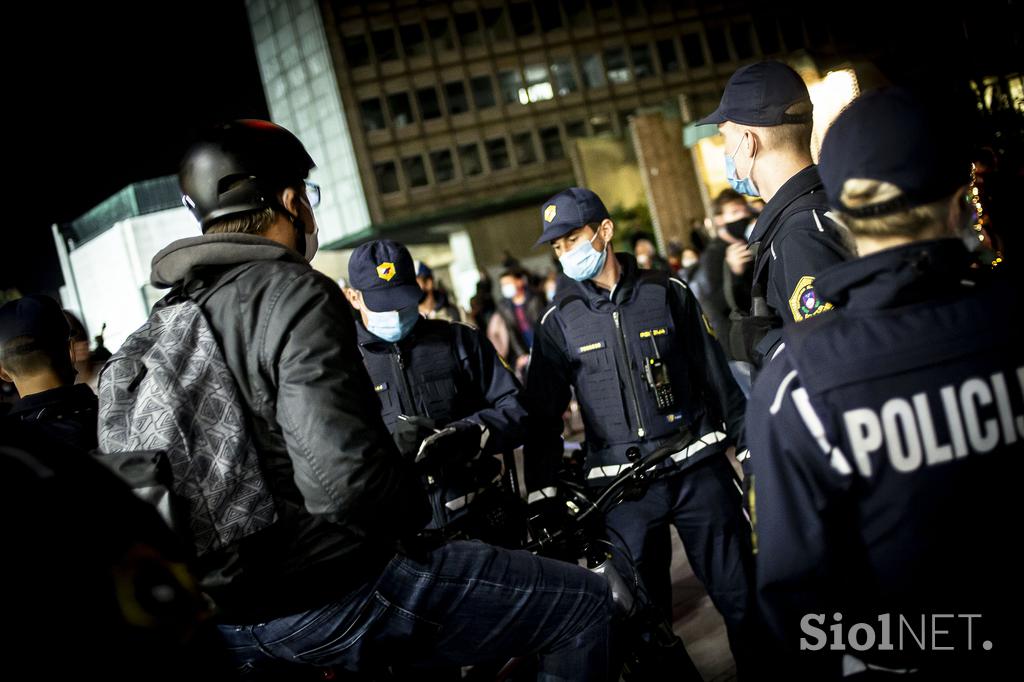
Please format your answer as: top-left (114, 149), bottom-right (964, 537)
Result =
top-left (430, 149), bottom-right (455, 183)
top-left (522, 63), bottom-right (553, 103)
top-left (486, 137), bottom-right (510, 170)
top-left (509, 2), bottom-right (535, 37)
top-left (619, 0), bottom-right (641, 17)
top-left (375, 161), bottom-right (399, 194)
top-left (604, 47), bottom-right (631, 84)
top-left (416, 86), bottom-right (442, 120)
top-left (498, 70), bottom-right (523, 104)
top-left (681, 33), bottom-right (706, 68)
top-left (455, 11), bottom-right (483, 47)
top-left (359, 97), bottom-right (386, 132)
top-left (591, 0), bottom-right (616, 21)
top-left (482, 6), bottom-right (511, 42)
top-left (631, 43), bottom-right (654, 79)
top-left (539, 126), bottom-right (564, 160)
top-left (565, 120), bottom-right (587, 138)
top-left (403, 155), bottom-right (429, 188)
top-left (445, 80), bottom-right (470, 115)
top-left (551, 59), bottom-right (578, 95)
top-left (535, 0), bottom-right (563, 31)
top-left (754, 16), bottom-right (781, 54)
top-left (459, 142), bottom-right (484, 176)
top-left (706, 26), bottom-right (730, 63)
top-left (513, 131), bottom-right (537, 165)
top-left (428, 17), bottom-right (454, 51)
top-left (470, 75), bottom-right (496, 109)
top-left (563, 0), bottom-right (592, 26)
top-left (371, 28), bottom-right (398, 62)
top-left (580, 53), bottom-right (606, 89)
top-left (656, 38), bottom-right (680, 73)
top-left (731, 22), bottom-right (755, 59)
top-left (343, 34), bottom-right (370, 68)
top-left (400, 23), bottom-right (427, 58)
top-left (387, 92), bottom-right (414, 128)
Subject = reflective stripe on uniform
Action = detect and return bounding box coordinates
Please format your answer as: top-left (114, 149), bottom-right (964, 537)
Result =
top-left (526, 486), bottom-right (558, 504)
top-left (585, 430), bottom-right (729, 480)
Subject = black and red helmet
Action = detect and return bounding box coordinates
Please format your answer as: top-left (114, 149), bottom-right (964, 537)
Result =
top-left (179, 119), bottom-right (315, 231)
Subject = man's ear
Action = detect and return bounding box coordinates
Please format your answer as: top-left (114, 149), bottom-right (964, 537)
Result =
top-left (0, 363), bottom-right (13, 384)
top-left (279, 186), bottom-right (300, 217)
top-left (599, 218), bottom-right (615, 243)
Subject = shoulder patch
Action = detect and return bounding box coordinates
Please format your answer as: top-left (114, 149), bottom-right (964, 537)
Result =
top-left (788, 275), bottom-right (833, 322)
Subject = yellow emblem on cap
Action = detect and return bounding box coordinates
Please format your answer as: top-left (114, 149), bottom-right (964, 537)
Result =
top-left (376, 262), bottom-right (396, 282)
top-left (544, 204), bottom-right (557, 222)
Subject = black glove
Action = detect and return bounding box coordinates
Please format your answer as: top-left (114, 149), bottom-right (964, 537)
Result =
top-left (415, 420), bottom-right (484, 475)
top-left (393, 415), bottom-right (438, 458)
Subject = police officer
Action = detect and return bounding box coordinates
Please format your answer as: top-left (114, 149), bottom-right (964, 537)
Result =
top-left (524, 188), bottom-right (754, 662)
top-left (746, 89), bottom-right (1021, 678)
top-left (0, 294), bottom-right (98, 451)
top-left (348, 239), bottom-right (529, 540)
top-left (697, 61), bottom-right (855, 367)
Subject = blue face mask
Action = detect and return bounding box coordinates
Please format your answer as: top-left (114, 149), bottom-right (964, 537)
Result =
top-left (725, 135), bottom-right (759, 197)
top-left (559, 230), bottom-right (609, 282)
top-left (365, 304), bottom-right (420, 343)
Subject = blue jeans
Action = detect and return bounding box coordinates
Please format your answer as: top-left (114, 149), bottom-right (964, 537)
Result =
top-left (216, 540), bottom-right (613, 680)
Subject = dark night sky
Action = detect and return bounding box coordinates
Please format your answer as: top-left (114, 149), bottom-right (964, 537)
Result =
top-left (4, 0), bottom-right (268, 296)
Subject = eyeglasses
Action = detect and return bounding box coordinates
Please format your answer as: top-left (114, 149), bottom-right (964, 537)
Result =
top-left (304, 180), bottom-right (321, 208)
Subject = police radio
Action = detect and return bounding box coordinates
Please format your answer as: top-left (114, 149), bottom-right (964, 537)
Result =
top-left (642, 335), bottom-right (675, 412)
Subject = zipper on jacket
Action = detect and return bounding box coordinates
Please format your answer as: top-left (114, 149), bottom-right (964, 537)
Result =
top-left (393, 349), bottom-right (415, 414)
top-left (612, 310), bottom-right (646, 439)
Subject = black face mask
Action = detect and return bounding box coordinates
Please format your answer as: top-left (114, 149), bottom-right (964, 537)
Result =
top-left (723, 217), bottom-right (751, 241)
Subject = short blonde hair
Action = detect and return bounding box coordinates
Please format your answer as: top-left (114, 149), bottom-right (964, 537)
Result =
top-left (837, 179), bottom-right (952, 238)
top-left (206, 206), bottom-right (277, 236)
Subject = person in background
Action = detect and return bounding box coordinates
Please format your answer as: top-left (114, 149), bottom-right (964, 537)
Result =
top-left (490, 268), bottom-right (544, 377)
top-left (0, 295), bottom-right (98, 451)
top-left (631, 231), bottom-right (670, 271)
top-left (414, 261), bottom-right (464, 323)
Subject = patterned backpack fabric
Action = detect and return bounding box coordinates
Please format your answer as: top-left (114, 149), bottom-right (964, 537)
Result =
top-left (97, 293), bottom-right (277, 556)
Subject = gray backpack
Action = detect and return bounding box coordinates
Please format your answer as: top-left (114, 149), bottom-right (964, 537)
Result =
top-left (97, 292), bottom-right (277, 556)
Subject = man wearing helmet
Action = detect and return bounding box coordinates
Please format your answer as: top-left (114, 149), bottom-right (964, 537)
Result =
top-left (117, 120), bottom-right (613, 678)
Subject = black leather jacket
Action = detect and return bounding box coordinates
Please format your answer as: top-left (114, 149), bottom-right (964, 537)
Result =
top-left (149, 233), bottom-right (428, 623)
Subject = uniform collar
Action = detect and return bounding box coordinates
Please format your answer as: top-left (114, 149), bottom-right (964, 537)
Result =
top-left (815, 238), bottom-right (974, 310)
top-left (748, 164), bottom-right (823, 244)
top-left (564, 252), bottom-right (641, 310)
top-left (9, 383), bottom-right (96, 417)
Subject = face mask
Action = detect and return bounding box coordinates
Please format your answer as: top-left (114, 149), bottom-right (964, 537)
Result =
top-left (725, 135), bottom-right (759, 197)
top-left (304, 225), bottom-right (319, 262)
top-left (636, 253), bottom-right (651, 267)
top-left (545, 284), bottom-right (557, 300)
top-left (365, 304), bottom-right (420, 343)
top-left (501, 283), bottom-right (519, 300)
top-left (682, 256), bottom-right (699, 269)
top-left (723, 217), bottom-right (750, 241)
top-left (559, 230), bottom-right (608, 282)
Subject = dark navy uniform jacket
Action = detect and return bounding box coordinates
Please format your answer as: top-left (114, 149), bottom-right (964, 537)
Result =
top-left (3, 383), bottom-right (98, 452)
top-left (357, 317), bottom-right (528, 524)
top-left (524, 253), bottom-right (747, 500)
top-left (742, 165), bottom-right (855, 363)
top-left (747, 239), bottom-right (1022, 672)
